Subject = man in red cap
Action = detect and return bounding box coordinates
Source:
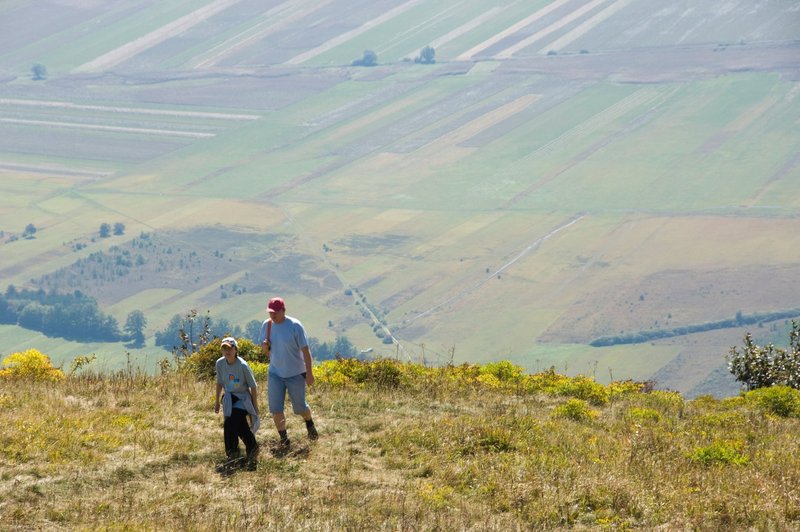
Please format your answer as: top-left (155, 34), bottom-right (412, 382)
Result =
top-left (258, 296), bottom-right (318, 449)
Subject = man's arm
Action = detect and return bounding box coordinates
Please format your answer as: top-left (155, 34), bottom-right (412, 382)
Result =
top-left (302, 345), bottom-right (314, 386)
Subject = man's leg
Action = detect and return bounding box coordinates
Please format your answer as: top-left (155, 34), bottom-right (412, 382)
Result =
top-left (268, 372), bottom-right (290, 447)
top-left (287, 374), bottom-right (318, 440)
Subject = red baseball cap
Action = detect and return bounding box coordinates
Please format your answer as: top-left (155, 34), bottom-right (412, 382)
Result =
top-left (267, 297), bottom-right (285, 313)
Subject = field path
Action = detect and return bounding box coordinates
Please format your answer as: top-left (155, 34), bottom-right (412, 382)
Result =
top-left (283, 0), bottom-right (426, 65)
top-left (74, 0), bottom-right (242, 73)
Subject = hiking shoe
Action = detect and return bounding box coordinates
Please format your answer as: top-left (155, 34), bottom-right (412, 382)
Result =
top-left (246, 443), bottom-right (260, 460)
top-left (244, 443), bottom-right (259, 470)
top-left (307, 423), bottom-right (318, 441)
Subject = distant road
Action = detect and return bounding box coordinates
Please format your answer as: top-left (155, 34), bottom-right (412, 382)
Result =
top-left (402, 214), bottom-right (586, 325)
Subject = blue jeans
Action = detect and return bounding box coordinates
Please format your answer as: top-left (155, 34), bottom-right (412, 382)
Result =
top-left (268, 372), bottom-right (309, 415)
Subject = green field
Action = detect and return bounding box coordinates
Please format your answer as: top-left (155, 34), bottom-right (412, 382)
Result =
top-left (1, 0), bottom-right (799, 397)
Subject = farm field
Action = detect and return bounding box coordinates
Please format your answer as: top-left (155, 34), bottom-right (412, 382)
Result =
top-left (1, 0), bottom-right (799, 397)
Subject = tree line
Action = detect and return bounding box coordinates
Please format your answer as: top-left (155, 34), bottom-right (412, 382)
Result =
top-left (590, 308), bottom-right (800, 347)
top-left (0, 286), bottom-right (129, 342)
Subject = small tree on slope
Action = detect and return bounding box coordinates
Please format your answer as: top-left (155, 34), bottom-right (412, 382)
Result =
top-left (728, 320), bottom-right (800, 390)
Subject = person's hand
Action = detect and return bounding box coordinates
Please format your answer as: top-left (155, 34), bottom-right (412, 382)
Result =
top-left (305, 372), bottom-right (315, 386)
top-left (214, 402), bottom-right (220, 414)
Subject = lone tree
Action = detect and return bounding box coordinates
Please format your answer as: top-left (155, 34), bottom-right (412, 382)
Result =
top-left (31, 64), bottom-right (47, 80)
top-left (124, 310), bottom-right (147, 347)
top-left (113, 222), bottom-right (125, 236)
top-left (415, 46), bottom-right (436, 64)
top-left (352, 50), bottom-right (378, 67)
top-left (22, 223), bottom-right (37, 238)
top-left (99, 223), bottom-right (111, 238)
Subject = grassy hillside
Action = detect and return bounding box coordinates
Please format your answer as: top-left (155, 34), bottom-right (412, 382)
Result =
top-left (1, 357), bottom-right (798, 530)
top-left (1, 0), bottom-right (799, 397)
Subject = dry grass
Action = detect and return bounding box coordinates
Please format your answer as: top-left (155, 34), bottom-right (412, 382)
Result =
top-left (0, 359), bottom-right (798, 530)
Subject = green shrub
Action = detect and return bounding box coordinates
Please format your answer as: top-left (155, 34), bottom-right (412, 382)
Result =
top-left (553, 399), bottom-right (598, 422)
top-left (638, 390), bottom-right (685, 416)
top-left (745, 385), bottom-right (800, 417)
top-left (556, 376), bottom-right (609, 405)
top-left (627, 407), bottom-right (663, 424)
top-left (479, 361), bottom-right (524, 383)
top-left (0, 349), bottom-right (64, 382)
top-left (689, 440), bottom-right (749, 466)
top-left (366, 358), bottom-right (406, 387)
top-left (315, 358), bottom-right (410, 388)
top-left (523, 367), bottom-right (571, 393)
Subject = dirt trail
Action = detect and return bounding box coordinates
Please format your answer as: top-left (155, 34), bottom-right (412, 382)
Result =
top-left (402, 215), bottom-right (586, 326)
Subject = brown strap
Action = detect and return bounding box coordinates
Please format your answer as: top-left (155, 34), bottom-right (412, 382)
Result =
top-left (266, 319), bottom-right (272, 342)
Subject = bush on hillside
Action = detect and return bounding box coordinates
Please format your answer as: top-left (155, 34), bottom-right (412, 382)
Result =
top-left (0, 349), bottom-right (64, 382)
top-left (745, 385), bottom-right (800, 417)
top-left (180, 337), bottom-right (264, 380)
top-left (553, 398), bottom-right (598, 422)
top-left (728, 321), bottom-right (800, 391)
top-left (314, 358), bottom-right (648, 407)
top-left (688, 440), bottom-right (749, 466)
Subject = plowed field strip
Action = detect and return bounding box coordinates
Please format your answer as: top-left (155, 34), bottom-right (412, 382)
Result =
top-left (193, 0), bottom-right (332, 69)
top-left (0, 98), bottom-right (258, 120)
top-left (401, 7), bottom-right (503, 59)
top-left (536, 0), bottom-right (635, 54)
top-left (494, 0), bottom-right (608, 59)
top-left (455, 0), bottom-right (576, 61)
top-left (74, 0), bottom-right (242, 73)
top-left (522, 87), bottom-right (664, 161)
top-left (416, 94), bottom-right (540, 154)
top-left (0, 161), bottom-right (114, 178)
top-left (284, 0), bottom-right (426, 65)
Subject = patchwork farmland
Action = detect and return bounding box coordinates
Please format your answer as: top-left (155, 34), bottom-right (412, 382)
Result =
top-left (1, 0), bottom-right (799, 396)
